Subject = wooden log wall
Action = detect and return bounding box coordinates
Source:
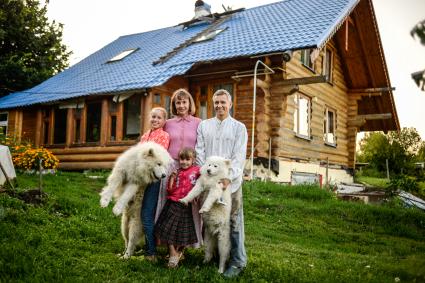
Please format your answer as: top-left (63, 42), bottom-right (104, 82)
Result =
top-left (274, 40), bottom-right (350, 166)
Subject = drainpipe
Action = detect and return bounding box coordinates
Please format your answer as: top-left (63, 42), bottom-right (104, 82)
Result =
top-left (250, 60), bottom-right (275, 180)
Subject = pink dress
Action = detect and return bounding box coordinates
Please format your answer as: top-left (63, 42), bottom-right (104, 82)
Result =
top-left (155, 115), bottom-right (203, 247)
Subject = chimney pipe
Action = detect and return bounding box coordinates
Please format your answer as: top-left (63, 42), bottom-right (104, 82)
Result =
top-left (194, 0), bottom-right (211, 19)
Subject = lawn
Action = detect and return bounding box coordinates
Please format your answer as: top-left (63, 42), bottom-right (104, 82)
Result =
top-left (1, 171), bottom-right (425, 282)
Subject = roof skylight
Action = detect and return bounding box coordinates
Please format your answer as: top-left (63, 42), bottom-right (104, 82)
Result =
top-left (108, 48), bottom-right (138, 62)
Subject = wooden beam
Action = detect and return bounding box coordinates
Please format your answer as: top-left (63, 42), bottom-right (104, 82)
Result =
top-left (345, 19), bottom-right (349, 51)
top-left (357, 113), bottom-right (392, 120)
top-left (65, 108), bottom-right (73, 147)
top-left (348, 118), bottom-right (366, 127)
top-left (348, 87), bottom-right (395, 93)
top-left (281, 75), bottom-right (327, 86)
top-left (34, 110), bottom-right (42, 147)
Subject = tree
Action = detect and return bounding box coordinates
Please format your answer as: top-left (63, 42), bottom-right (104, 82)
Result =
top-left (411, 19), bottom-right (425, 91)
top-left (357, 128), bottom-right (422, 175)
top-left (0, 0), bottom-right (71, 97)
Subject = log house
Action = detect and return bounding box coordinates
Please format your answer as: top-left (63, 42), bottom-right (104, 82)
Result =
top-left (0, 0), bottom-right (399, 183)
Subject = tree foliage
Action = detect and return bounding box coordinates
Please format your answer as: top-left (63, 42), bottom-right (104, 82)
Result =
top-left (411, 19), bottom-right (425, 91)
top-left (0, 0), bottom-right (71, 97)
top-left (358, 127), bottom-right (422, 174)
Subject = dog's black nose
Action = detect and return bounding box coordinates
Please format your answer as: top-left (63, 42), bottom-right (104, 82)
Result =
top-left (207, 169), bottom-right (211, 174)
top-left (161, 174), bottom-right (166, 178)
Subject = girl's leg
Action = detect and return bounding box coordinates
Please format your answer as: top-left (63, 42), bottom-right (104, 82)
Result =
top-left (141, 181), bottom-right (160, 256)
top-left (168, 244), bottom-right (182, 268)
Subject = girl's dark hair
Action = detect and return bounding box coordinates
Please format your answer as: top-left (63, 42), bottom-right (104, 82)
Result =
top-left (178, 147), bottom-right (196, 160)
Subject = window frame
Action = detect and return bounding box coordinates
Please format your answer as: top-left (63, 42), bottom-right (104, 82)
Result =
top-left (293, 93), bottom-right (312, 140)
top-left (107, 48), bottom-right (139, 63)
top-left (300, 49), bottom-right (315, 72)
top-left (0, 112), bottom-right (8, 135)
top-left (323, 106), bottom-right (337, 147)
top-left (323, 48), bottom-right (334, 84)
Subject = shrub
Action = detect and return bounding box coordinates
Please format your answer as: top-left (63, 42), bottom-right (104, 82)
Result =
top-left (0, 133), bottom-right (59, 170)
top-left (386, 174), bottom-right (420, 196)
top-left (13, 147), bottom-right (59, 170)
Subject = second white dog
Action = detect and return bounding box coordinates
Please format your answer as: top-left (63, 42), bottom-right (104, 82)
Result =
top-left (180, 156), bottom-right (232, 273)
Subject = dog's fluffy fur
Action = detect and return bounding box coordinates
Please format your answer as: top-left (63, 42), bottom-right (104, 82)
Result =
top-left (100, 142), bottom-right (172, 259)
top-left (180, 156), bottom-right (233, 273)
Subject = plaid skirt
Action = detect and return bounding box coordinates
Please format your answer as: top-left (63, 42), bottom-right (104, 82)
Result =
top-left (154, 200), bottom-right (198, 246)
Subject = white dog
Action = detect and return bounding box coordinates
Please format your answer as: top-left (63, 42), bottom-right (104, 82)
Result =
top-left (100, 142), bottom-right (172, 259)
top-left (180, 156), bottom-right (233, 273)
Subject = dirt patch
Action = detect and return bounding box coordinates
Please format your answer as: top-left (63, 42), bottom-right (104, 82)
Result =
top-left (1, 188), bottom-right (47, 205)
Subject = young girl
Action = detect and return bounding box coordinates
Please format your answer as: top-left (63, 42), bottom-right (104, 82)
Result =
top-left (140, 107), bottom-right (170, 262)
top-left (154, 148), bottom-right (200, 268)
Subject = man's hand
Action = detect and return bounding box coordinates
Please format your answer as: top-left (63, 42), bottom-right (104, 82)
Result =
top-left (219, 178), bottom-right (231, 190)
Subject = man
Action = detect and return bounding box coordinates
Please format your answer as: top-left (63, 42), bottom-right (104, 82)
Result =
top-left (195, 89), bottom-right (248, 278)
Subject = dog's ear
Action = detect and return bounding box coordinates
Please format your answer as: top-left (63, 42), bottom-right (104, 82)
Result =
top-left (144, 148), bottom-right (155, 158)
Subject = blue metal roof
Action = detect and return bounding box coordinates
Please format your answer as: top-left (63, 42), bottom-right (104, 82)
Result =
top-left (0, 0), bottom-right (359, 109)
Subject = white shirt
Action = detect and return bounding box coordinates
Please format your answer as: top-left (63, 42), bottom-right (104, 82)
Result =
top-left (195, 116), bottom-right (248, 193)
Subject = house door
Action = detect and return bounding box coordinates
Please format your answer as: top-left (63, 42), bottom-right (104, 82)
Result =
top-left (190, 82), bottom-right (234, 119)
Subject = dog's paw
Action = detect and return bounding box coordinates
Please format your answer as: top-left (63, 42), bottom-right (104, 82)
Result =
top-left (179, 199), bottom-right (188, 205)
top-left (112, 204), bottom-right (124, 216)
top-left (120, 253), bottom-right (131, 260)
top-left (100, 196), bottom-right (111, 208)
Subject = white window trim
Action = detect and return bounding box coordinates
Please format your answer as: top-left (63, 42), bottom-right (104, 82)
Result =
top-left (323, 106), bottom-right (337, 146)
top-left (293, 93), bottom-right (311, 140)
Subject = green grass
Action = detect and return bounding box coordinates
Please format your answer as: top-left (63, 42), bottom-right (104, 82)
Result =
top-left (1, 172), bottom-right (425, 282)
top-left (355, 175), bottom-right (390, 188)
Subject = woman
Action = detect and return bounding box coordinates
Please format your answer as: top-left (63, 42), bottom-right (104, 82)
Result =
top-left (156, 88), bottom-right (203, 248)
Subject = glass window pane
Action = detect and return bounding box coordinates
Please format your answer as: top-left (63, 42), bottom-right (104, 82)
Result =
top-left (54, 108), bottom-right (67, 144)
top-left (124, 95), bottom-right (141, 139)
top-left (299, 97), bottom-right (309, 136)
top-left (86, 103), bottom-right (102, 142)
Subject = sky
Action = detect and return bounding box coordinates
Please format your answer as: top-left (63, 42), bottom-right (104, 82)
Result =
top-left (45, 0), bottom-right (425, 138)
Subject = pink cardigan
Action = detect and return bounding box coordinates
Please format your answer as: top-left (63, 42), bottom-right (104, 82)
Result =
top-left (164, 115), bottom-right (201, 159)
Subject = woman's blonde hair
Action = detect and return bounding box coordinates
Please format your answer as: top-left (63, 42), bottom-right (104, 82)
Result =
top-left (170, 88), bottom-right (196, 116)
top-left (151, 107), bottom-right (168, 120)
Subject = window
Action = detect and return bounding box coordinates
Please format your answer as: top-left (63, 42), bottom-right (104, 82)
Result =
top-left (0, 112), bottom-right (8, 135)
top-left (123, 94), bottom-right (141, 139)
top-left (164, 95), bottom-right (171, 119)
top-left (109, 101), bottom-right (119, 141)
top-left (199, 86), bottom-right (208, 120)
top-left (42, 109), bottom-right (51, 145)
top-left (153, 93), bottom-right (161, 105)
top-left (323, 49), bottom-right (333, 83)
top-left (74, 108), bottom-right (82, 143)
top-left (293, 93), bottom-right (311, 138)
top-left (193, 29), bottom-right (226, 43)
top-left (86, 102), bottom-right (102, 143)
top-left (53, 108), bottom-right (67, 144)
top-left (107, 48), bottom-right (138, 62)
top-left (301, 49), bottom-right (315, 70)
top-left (324, 107), bottom-right (336, 145)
